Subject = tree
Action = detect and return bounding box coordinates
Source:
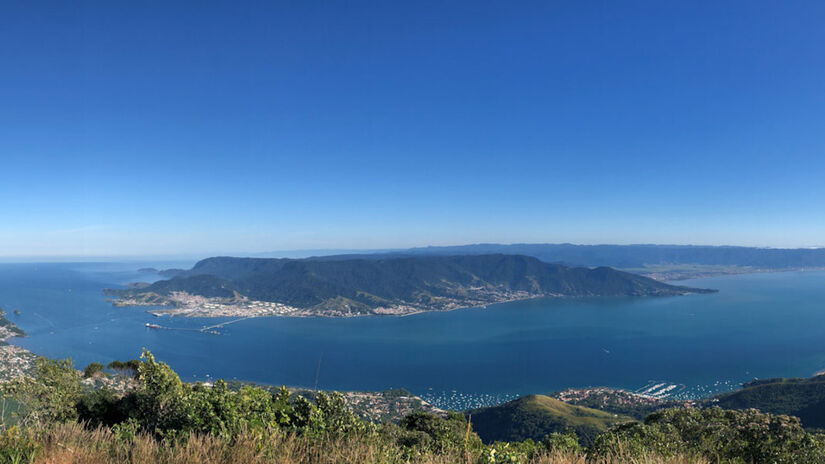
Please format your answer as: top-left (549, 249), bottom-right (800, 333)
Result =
top-left (107, 360), bottom-right (141, 378)
top-left (1, 357), bottom-right (81, 426)
top-left (400, 411), bottom-right (482, 452)
top-left (589, 407), bottom-right (825, 463)
top-left (83, 362), bottom-right (104, 378)
top-left (133, 349), bottom-right (191, 435)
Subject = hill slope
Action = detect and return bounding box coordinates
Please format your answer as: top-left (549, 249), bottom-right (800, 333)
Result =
top-left (109, 254), bottom-right (713, 317)
top-left (468, 394), bottom-right (631, 445)
top-left (711, 375), bottom-right (825, 429)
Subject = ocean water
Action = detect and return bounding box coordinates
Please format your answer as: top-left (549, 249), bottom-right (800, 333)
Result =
top-left (3, 262), bottom-right (825, 409)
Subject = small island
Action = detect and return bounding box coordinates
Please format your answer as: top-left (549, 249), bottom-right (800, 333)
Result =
top-left (106, 254), bottom-right (714, 318)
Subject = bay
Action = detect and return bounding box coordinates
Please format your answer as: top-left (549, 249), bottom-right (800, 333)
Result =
top-left (4, 262), bottom-right (825, 409)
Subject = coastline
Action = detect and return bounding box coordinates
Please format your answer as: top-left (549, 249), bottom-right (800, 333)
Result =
top-left (0, 308), bottom-right (36, 382)
top-left (110, 286), bottom-right (708, 321)
top-left (636, 265), bottom-right (825, 282)
top-left (104, 264), bottom-right (825, 321)
top-left (114, 290), bottom-right (549, 320)
top-left (6, 269), bottom-right (825, 410)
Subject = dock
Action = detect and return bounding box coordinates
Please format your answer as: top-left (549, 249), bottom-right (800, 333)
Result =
top-left (143, 316), bottom-right (256, 335)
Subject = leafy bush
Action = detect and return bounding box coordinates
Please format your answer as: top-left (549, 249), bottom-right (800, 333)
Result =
top-left (82, 362), bottom-right (104, 378)
top-left (0, 426), bottom-right (38, 464)
top-left (7, 351), bottom-right (825, 464)
top-left (399, 411), bottom-right (482, 453)
top-left (542, 429), bottom-right (582, 454)
top-left (1, 357), bottom-right (80, 426)
top-left (106, 359), bottom-right (141, 378)
top-left (76, 387), bottom-right (131, 427)
top-left (590, 407), bottom-right (825, 463)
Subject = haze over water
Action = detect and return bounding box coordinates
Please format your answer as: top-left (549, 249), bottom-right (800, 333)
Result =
top-left (4, 263), bottom-right (825, 409)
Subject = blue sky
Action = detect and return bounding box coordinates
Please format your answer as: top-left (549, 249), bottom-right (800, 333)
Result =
top-left (2, 1), bottom-right (825, 257)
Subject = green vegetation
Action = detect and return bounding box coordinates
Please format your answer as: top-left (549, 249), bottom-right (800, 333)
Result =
top-left (710, 375), bottom-right (825, 429)
top-left (469, 395), bottom-right (631, 446)
top-left (0, 396), bottom-right (23, 426)
top-left (110, 255), bottom-right (712, 315)
top-left (83, 362), bottom-right (105, 378)
top-left (2, 357), bottom-right (81, 426)
top-left (590, 408), bottom-right (825, 463)
top-left (4, 352), bottom-right (825, 463)
top-left (106, 359), bottom-right (141, 378)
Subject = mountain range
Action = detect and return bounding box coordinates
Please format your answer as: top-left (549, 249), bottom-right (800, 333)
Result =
top-left (109, 254), bottom-right (713, 316)
top-left (399, 244), bottom-right (825, 269)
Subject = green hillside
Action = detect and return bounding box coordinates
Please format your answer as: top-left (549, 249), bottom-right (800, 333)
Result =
top-left (468, 394), bottom-right (632, 445)
top-left (109, 254), bottom-right (713, 316)
top-left (711, 375), bottom-right (825, 429)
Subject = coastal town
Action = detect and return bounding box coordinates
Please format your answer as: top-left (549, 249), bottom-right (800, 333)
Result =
top-left (0, 345), bottom-right (35, 382)
top-left (287, 388), bottom-right (446, 423)
top-left (109, 285), bottom-right (546, 319)
top-left (149, 292), bottom-right (301, 318)
top-left (556, 386), bottom-right (665, 407)
top-left (109, 291), bottom-right (304, 318)
top-left (0, 308), bottom-right (35, 382)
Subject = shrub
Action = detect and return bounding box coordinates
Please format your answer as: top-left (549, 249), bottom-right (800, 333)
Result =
top-left (0, 426), bottom-right (39, 464)
top-left (542, 429), bottom-right (582, 454)
top-left (106, 359), bottom-right (141, 378)
top-left (590, 407), bottom-right (825, 463)
top-left (1, 357), bottom-right (81, 426)
top-left (399, 411), bottom-right (483, 453)
top-left (76, 387), bottom-right (131, 427)
top-left (83, 362), bottom-right (105, 378)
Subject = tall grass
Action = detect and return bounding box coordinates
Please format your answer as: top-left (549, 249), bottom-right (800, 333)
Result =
top-left (2, 423), bottom-right (708, 464)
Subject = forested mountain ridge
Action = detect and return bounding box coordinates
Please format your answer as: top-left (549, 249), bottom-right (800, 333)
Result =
top-left (710, 375), bottom-right (825, 429)
top-left (108, 254), bottom-right (713, 317)
top-left (401, 244), bottom-right (825, 269)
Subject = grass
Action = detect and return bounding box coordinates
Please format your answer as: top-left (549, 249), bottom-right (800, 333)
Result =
top-left (470, 394), bottom-right (632, 444)
top-left (519, 395), bottom-right (630, 427)
top-left (1, 422), bottom-right (709, 464)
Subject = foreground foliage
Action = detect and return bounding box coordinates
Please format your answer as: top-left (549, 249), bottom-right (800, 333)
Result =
top-left (590, 408), bottom-right (825, 463)
top-left (711, 374), bottom-right (825, 429)
top-left (0, 422), bottom-right (710, 464)
top-left (3, 352), bottom-right (825, 463)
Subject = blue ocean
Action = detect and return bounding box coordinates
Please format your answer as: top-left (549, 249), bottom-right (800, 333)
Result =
top-left (4, 262), bottom-right (825, 409)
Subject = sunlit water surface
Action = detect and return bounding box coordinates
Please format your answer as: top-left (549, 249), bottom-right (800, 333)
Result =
top-left (4, 263), bottom-right (825, 409)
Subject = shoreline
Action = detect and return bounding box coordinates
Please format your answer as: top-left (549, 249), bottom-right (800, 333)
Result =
top-left (120, 288), bottom-right (710, 321)
top-left (110, 263), bottom-right (825, 321)
top-left (0, 309), bottom-right (36, 382)
top-left (5, 268), bottom-right (825, 414)
top-left (638, 266), bottom-right (825, 282)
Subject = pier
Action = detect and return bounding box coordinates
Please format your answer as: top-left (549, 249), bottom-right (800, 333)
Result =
top-left (144, 316), bottom-right (256, 335)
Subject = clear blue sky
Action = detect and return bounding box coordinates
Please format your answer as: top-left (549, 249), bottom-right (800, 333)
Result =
top-left (2, 1), bottom-right (825, 257)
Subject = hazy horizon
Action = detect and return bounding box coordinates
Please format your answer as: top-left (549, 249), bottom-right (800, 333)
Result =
top-left (2, 241), bottom-right (825, 263)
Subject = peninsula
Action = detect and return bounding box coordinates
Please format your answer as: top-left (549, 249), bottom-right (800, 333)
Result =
top-left (105, 254), bottom-right (714, 318)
